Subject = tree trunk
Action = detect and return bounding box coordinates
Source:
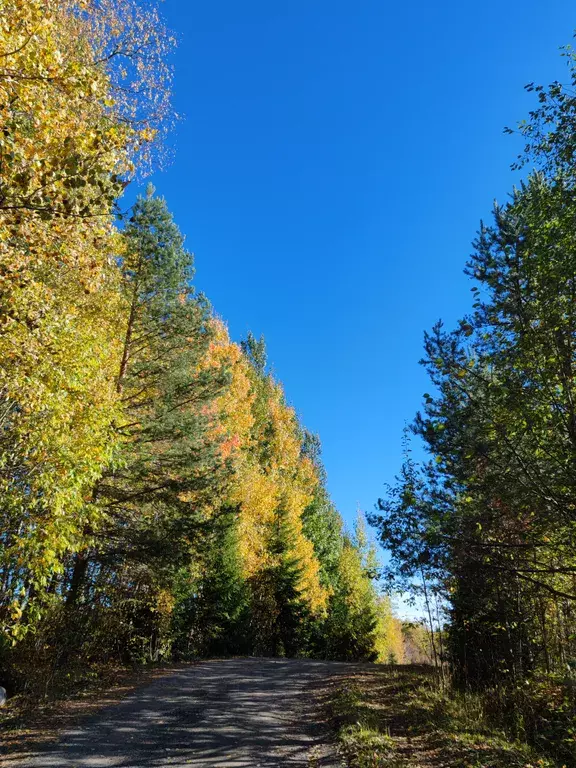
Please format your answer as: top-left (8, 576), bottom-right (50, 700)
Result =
top-left (65, 552), bottom-right (90, 607)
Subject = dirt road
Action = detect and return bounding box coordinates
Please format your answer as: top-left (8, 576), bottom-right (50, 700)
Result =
top-left (10, 657), bottom-right (352, 767)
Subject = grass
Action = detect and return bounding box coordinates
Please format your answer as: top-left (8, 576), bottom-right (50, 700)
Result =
top-left (324, 665), bottom-right (563, 768)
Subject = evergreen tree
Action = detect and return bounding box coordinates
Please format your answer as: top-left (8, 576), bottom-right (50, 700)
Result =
top-left (64, 190), bottom-right (230, 659)
top-left (321, 537), bottom-right (379, 662)
top-left (250, 506), bottom-right (312, 657)
top-left (241, 332), bottom-right (267, 375)
top-left (372, 53), bottom-right (576, 689)
top-left (302, 488), bottom-right (343, 590)
top-left (301, 433), bottom-right (344, 590)
top-left (172, 509), bottom-right (250, 657)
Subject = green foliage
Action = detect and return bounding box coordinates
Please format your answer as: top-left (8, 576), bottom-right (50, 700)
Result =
top-left (172, 509), bottom-right (250, 658)
top-left (62, 190), bottom-right (230, 660)
top-left (320, 538), bottom-right (379, 662)
top-left (249, 506), bottom-right (313, 657)
top-left (0, 0), bottom-right (401, 699)
top-left (240, 331), bottom-right (267, 375)
top-left (370, 36), bottom-right (576, 764)
top-left (302, 485), bottom-right (344, 590)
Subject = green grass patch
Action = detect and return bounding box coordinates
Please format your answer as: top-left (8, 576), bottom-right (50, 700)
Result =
top-left (325, 666), bottom-right (562, 768)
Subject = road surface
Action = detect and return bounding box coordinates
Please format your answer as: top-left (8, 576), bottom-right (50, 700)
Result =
top-left (11, 657), bottom-right (354, 767)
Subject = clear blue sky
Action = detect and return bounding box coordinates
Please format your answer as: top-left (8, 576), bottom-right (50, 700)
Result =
top-left (145, 0), bottom-right (575, 534)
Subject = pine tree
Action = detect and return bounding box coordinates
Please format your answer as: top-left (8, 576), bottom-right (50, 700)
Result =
top-left (64, 190), bottom-right (230, 660)
top-left (240, 332), bottom-right (267, 375)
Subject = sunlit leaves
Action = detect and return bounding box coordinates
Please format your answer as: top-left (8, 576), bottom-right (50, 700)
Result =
top-left (0, 0), bottom-right (174, 635)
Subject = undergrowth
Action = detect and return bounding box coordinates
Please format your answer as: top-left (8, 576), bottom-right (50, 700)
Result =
top-left (326, 665), bottom-right (567, 768)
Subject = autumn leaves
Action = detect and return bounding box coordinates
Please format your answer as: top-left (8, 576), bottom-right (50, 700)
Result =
top-left (0, 0), bottom-right (400, 675)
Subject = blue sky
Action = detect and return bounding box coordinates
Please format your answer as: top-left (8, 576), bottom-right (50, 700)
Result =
top-left (144, 0), bottom-right (575, 538)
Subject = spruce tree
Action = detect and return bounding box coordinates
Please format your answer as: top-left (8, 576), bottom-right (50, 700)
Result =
top-left (172, 509), bottom-right (250, 657)
top-left (301, 433), bottom-right (344, 590)
top-left (321, 537), bottom-right (378, 662)
top-left (250, 506), bottom-right (312, 657)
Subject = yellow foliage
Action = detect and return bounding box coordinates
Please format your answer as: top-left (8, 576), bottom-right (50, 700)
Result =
top-left (374, 598), bottom-right (405, 663)
top-left (233, 462), bottom-right (279, 573)
top-left (337, 540), bottom-right (375, 613)
top-left (203, 322), bottom-right (329, 613)
top-left (0, 0), bottom-right (173, 628)
top-left (202, 319), bottom-right (255, 463)
top-left (0, 1), bottom-right (370, 658)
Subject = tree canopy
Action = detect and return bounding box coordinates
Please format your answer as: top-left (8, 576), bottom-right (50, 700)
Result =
top-left (0, 0), bottom-right (403, 690)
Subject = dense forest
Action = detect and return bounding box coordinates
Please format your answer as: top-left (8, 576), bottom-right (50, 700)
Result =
top-left (0, 0), bottom-right (407, 695)
top-left (5, 1), bottom-right (576, 763)
top-left (371, 44), bottom-right (576, 765)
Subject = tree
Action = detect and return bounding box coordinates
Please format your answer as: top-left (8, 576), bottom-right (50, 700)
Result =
top-left (301, 434), bottom-right (344, 590)
top-left (172, 508), bottom-right (250, 658)
top-left (372, 48), bottom-right (576, 687)
top-left (0, 0), bottom-right (174, 637)
top-left (302, 487), bottom-right (343, 590)
top-left (63, 190), bottom-right (230, 660)
top-left (321, 537), bottom-right (378, 662)
top-left (241, 332), bottom-right (267, 375)
top-left (249, 506), bottom-right (312, 657)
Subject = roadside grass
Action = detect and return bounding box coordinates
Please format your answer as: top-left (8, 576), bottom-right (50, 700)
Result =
top-left (325, 665), bottom-right (562, 768)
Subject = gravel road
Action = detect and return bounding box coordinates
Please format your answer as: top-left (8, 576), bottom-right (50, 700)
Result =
top-left (11, 657), bottom-right (353, 767)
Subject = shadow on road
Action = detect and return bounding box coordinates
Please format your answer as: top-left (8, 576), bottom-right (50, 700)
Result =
top-left (10, 657), bottom-right (348, 767)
